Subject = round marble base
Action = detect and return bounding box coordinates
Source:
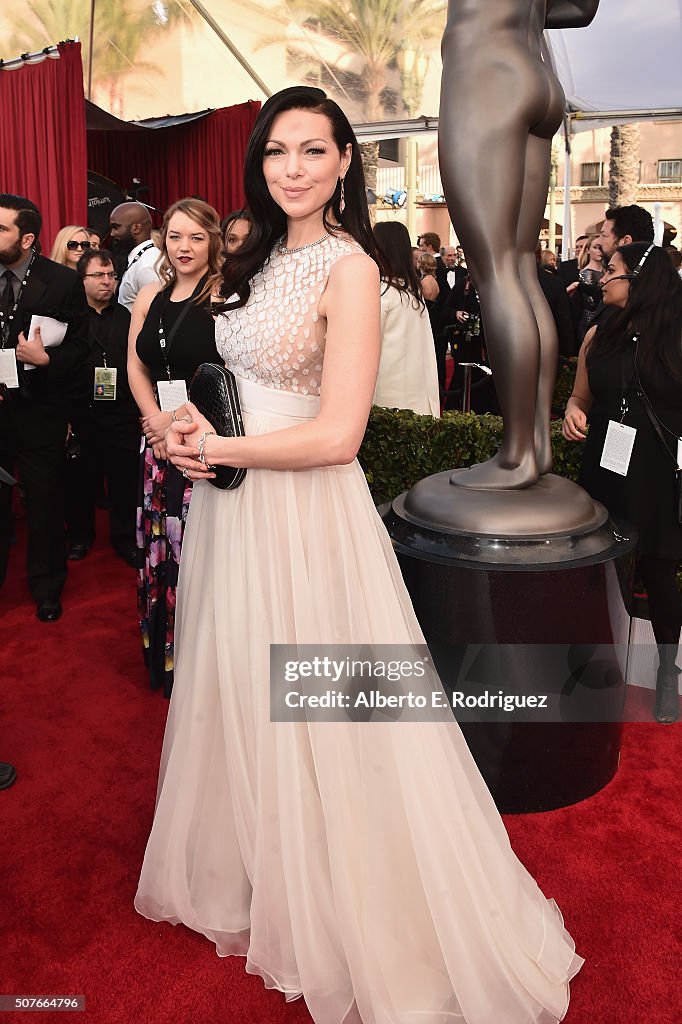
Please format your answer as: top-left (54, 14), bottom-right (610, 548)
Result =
top-left (393, 471), bottom-right (625, 565)
top-left (385, 482), bottom-right (637, 812)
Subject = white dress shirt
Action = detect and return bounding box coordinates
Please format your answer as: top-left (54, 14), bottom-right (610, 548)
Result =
top-left (374, 284), bottom-right (441, 417)
top-left (117, 240), bottom-right (161, 311)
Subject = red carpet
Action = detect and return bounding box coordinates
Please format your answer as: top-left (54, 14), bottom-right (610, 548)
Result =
top-left (1, 509), bottom-right (680, 1024)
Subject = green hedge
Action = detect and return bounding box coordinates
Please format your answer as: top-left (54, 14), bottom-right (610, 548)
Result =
top-left (359, 358), bottom-right (582, 504)
top-left (359, 360), bottom-right (682, 591)
top-left (359, 409), bottom-right (584, 505)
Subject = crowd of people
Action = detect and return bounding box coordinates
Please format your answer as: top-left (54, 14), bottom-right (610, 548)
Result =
top-left (0, 84), bottom-right (680, 1024)
top-left (0, 187), bottom-right (680, 711)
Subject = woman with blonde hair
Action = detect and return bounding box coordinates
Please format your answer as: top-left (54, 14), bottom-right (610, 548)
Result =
top-left (539, 248), bottom-right (557, 271)
top-left (50, 225), bottom-right (92, 268)
top-left (416, 250), bottom-right (440, 302)
top-left (127, 197), bottom-right (222, 695)
top-left (575, 233), bottom-right (605, 341)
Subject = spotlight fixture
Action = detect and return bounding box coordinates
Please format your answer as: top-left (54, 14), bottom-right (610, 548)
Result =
top-left (384, 188), bottom-right (408, 208)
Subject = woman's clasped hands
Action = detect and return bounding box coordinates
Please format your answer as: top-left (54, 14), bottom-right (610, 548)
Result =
top-left (165, 401), bottom-right (217, 481)
top-left (142, 409), bottom-right (173, 460)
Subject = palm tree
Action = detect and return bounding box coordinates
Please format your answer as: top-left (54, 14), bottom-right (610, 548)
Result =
top-left (7, 0), bottom-right (187, 113)
top-left (608, 123), bottom-right (641, 208)
top-left (262, 0), bottom-right (445, 199)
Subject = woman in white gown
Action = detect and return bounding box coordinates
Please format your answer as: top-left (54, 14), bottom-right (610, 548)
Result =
top-left (135, 86), bottom-right (583, 1023)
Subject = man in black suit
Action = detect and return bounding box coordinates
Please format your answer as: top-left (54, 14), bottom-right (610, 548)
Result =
top-left (0, 194), bottom-right (89, 621)
top-left (556, 234), bottom-right (588, 287)
top-left (441, 245), bottom-right (468, 292)
top-left (536, 246), bottom-right (578, 357)
top-left (429, 244), bottom-right (469, 391)
top-left (418, 232), bottom-right (449, 291)
top-left (64, 249), bottom-right (139, 567)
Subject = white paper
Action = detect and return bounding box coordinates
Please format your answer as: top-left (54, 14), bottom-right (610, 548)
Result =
top-left (24, 315), bottom-right (68, 370)
top-left (157, 379), bottom-right (188, 412)
top-left (0, 349), bottom-right (19, 389)
top-left (600, 420), bottom-right (637, 476)
top-left (677, 437), bottom-right (682, 470)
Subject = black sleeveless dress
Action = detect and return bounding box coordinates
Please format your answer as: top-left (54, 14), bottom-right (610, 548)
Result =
top-left (135, 288), bottom-right (219, 696)
top-left (579, 330), bottom-right (682, 560)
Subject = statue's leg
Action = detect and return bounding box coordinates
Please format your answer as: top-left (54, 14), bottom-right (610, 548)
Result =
top-left (517, 133), bottom-right (558, 476)
top-left (439, 110), bottom-right (541, 489)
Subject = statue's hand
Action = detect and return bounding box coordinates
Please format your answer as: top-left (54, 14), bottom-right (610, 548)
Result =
top-left (545, 1), bottom-right (600, 30)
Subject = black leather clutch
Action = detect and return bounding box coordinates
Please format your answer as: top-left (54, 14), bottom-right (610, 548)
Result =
top-left (189, 363), bottom-right (246, 490)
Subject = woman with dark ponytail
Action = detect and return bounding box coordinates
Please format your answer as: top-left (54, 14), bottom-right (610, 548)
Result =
top-left (564, 242), bottom-right (682, 722)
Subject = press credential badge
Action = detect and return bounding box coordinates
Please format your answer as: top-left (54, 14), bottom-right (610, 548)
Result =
top-left (94, 366), bottom-right (117, 400)
top-left (600, 420), bottom-right (637, 476)
top-left (0, 349), bottom-right (19, 389)
top-left (157, 379), bottom-right (188, 412)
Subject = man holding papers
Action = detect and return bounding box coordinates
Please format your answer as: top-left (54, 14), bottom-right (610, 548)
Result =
top-left (0, 194), bottom-right (89, 621)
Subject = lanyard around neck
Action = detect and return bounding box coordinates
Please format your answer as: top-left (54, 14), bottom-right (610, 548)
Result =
top-left (156, 277), bottom-right (208, 380)
top-left (124, 242), bottom-right (154, 274)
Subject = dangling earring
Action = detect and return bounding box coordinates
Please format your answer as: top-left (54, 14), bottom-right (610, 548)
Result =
top-left (339, 177), bottom-right (346, 215)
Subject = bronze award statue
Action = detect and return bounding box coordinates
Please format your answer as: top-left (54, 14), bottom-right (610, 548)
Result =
top-left (439, 0), bottom-right (600, 494)
top-left (385, 1), bottom-right (633, 815)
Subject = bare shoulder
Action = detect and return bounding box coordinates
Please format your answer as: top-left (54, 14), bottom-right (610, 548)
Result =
top-left (321, 254), bottom-right (379, 321)
top-left (582, 324), bottom-right (597, 353)
top-left (133, 281), bottom-right (164, 318)
top-left (328, 251), bottom-right (378, 287)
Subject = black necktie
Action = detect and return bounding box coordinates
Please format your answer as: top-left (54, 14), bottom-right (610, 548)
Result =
top-left (1, 270), bottom-right (16, 328)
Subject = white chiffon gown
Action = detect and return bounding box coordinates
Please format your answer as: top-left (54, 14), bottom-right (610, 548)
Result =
top-left (135, 234), bottom-right (583, 1023)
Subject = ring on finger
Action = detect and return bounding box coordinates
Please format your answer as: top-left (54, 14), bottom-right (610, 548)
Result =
top-left (182, 468), bottom-right (189, 479)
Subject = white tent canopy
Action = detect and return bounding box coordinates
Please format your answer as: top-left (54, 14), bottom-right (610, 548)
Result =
top-left (351, 0), bottom-right (682, 140)
top-left (548, 0), bottom-right (682, 126)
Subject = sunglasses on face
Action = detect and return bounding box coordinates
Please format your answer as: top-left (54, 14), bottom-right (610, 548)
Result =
top-left (66, 240), bottom-right (92, 251)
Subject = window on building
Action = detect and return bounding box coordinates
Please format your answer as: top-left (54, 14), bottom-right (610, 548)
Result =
top-left (580, 162), bottom-right (605, 186)
top-left (657, 159), bottom-right (682, 184)
top-left (379, 139), bottom-right (400, 163)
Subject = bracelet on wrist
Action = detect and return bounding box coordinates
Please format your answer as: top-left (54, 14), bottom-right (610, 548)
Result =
top-left (198, 430), bottom-right (217, 467)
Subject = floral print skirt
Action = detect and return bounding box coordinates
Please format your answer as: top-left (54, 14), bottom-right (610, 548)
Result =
top-left (136, 443), bottom-right (192, 697)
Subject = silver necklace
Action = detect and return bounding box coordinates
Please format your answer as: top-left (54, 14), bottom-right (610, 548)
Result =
top-left (278, 233), bottom-right (329, 255)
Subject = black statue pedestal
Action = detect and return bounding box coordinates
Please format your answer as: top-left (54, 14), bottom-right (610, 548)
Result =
top-left (384, 471), bottom-right (637, 813)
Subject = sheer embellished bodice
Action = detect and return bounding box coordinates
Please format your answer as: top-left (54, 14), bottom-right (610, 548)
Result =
top-left (215, 232), bottom-right (362, 396)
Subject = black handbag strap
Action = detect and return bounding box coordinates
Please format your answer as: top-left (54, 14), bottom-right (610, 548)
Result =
top-left (157, 282), bottom-right (205, 378)
top-left (633, 335), bottom-right (680, 467)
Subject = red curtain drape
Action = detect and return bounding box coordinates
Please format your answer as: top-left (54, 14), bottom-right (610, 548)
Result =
top-left (86, 101), bottom-right (261, 221)
top-left (0, 42), bottom-right (87, 251)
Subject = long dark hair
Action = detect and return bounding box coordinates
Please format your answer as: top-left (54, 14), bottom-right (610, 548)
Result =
top-left (373, 221), bottom-right (424, 310)
top-left (589, 242), bottom-right (682, 382)
top-left (219, 86), bottom-right (383, 309)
